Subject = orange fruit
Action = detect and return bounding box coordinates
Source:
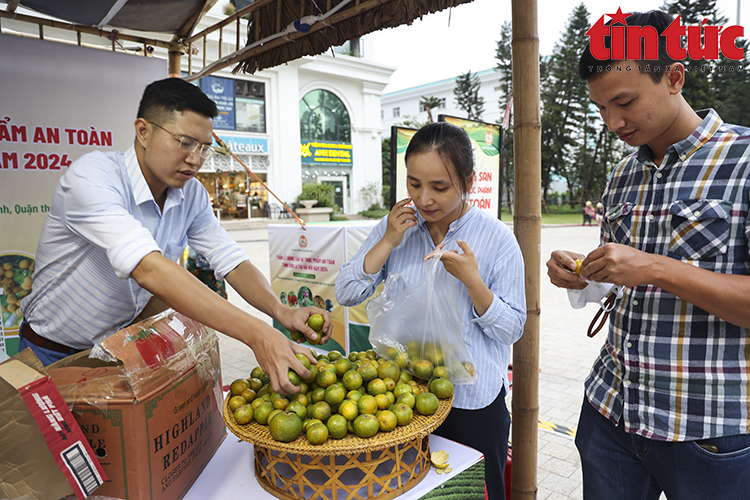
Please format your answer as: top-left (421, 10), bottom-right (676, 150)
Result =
top-left (357, 362), bottom-right (378, 382)
top-left (254, 401), bottom-right (274, 425)
top-left (233, 404), bottom-right (254, 425)
top-left (433, 364), bottom-right (448, 378)
top-left (391, 403), bottom-right (413, 426)
top-left (327, 414), bottom-right (348, 439)
top-left (248, 377), bottom-right (263, 392)
top-left (334, 357), bottom-right (353, 377)
top-left (413, 359), bottom-right (434, 380)
top-left (377, 410), bottom-right (398, 432)
top-left (352, 414), bottom-right (380, 438)
top-left (287, 400), bottom-right (307, 420)
top-left (310, 401), bottom-right (332, 422)
top-left (429, 378), bottom-right (455, 399)
top-left (367, 378), bottom-right (387, 396)
top-left (306, 422), bottom-right (329, 445)
top-left (295, 352), bottom-right (313, 370)
top-left (240, 388), bottom-right (257, 403)
top-left (342, 370), bottom-right (363, 391)
top-left (415, 392), bottom-right (439, 415)
top-left (357, 395), bottom-right (378, 415)
top-left (377, 360), bottom-right (401, 381)
top-left (374, 393), bottom-right (390, 410)
top-left (316, 369), bottom-right (337, 388)
top-left (307, 313), bottom-right (325, 332)
top-left (230, 379), bottom-right (250, 396)
top-left (338, 400), bottom-right (359, 421)
top-left (347, 389), bottom-right (363, 402)
top-left (228, 395), bottom-right (247, 413)
top-left (397, 392), bottom-right (416, 409)
top-left (393, 383), bottom-right (413, 398)
top-left (325, 383), bottom-right (346, 406)
top-left (269, 411), bottom-right (303, 443)
top-left (311, 387), bottom-right (326, 404)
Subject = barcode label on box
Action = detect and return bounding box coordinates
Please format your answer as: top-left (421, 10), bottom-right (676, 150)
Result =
top-left (61, 442), bottom-right (104, 497)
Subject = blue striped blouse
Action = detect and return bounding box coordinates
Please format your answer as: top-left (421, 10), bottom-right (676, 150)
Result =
top-left (335, 206), bottom-right (526, 409)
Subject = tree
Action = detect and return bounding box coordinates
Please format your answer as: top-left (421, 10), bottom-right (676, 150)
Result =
top-left (453, 70), bottom-right (485, 120)
top-left (381, 136), bottom-right (391, 207)
top-left (419, 96), bottom-right (444, 123)
top-left (662, 0), bottom-right (725, 111)
top-left (495, 21), bottom-right (515, 214)
top-left (541, 3), bottom-right (592, 207)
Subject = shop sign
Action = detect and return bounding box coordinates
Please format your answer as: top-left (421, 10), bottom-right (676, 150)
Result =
top-left (200, 76), bottom-right (235, 130)
top-left (216, 135), bottom-right (268, 154)
top-left (300, 141), bottom-right (353, 165)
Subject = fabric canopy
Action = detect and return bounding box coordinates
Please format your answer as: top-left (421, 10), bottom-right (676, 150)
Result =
top-left (12, 0), bottom-right (217, 38)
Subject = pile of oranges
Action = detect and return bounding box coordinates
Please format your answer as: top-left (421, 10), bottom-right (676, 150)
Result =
top-left (226, 348), bottom-right (454, 445)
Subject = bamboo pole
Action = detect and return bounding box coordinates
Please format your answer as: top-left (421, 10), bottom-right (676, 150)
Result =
top-left (168, 41), bottom-right (183, 78)
top-left (511, 0), bottom-right (541, 498)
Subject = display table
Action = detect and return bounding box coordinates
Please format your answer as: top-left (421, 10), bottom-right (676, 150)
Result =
top-left (184, 433), bottom-right (483, 500)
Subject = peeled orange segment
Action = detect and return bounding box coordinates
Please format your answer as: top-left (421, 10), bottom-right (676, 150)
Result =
top-left (431, 450), bottom-right (450, 469)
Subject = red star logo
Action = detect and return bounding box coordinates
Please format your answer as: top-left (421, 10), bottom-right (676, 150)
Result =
top-left (607, 7), bottom-right (632, 25)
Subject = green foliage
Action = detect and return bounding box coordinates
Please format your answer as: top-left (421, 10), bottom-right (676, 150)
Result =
top-left (663, 0), bottom-right (750, 127)
top-left (453, 70), bottom-right (485, 120)
top-left (381, 184), bottom-right (391, 208)
top-left (495, 20), bottom-right (515, 214)
top-left (420, 95), bottom-right (444, 123)
top-left (542, 3), bottom-right (609, 208)
top-left (296, 183), bottom-right (338, 213)
top-left (381, 137), bottom-right (392, 190)
top-left (663, 0), bottom-right (724, 111)
top-left (359, 207), bottom-right (389, 219)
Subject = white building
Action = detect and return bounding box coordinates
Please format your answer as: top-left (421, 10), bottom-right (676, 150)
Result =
top-left (380, 68), bottom-right (507, 131)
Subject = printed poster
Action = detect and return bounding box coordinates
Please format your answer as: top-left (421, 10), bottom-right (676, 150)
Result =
top-left (269, 224), bottom-right (347, 352)
top-left (268, 221), bottom-right (379, 354)
top-left (0, 36), bottom-right (166, 361)
top-left (391, 118), bottom-right (502, 218)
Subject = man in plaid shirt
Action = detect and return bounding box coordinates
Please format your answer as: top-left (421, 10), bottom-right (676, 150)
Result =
top-left (547, 10), bottom-right (750, 500)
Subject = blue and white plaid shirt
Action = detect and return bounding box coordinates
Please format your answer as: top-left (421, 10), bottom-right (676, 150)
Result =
top-left (336, 206), bottom-right (527, 410)
top-left (586, 109), bottom-right (750, 441)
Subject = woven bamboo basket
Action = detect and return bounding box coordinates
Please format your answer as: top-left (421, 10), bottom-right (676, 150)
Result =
top-left (224, 388), bottom-right (453, 500)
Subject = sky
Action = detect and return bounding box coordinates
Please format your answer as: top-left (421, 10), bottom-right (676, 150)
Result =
top-left (371, 0), bottom-right (744, 93)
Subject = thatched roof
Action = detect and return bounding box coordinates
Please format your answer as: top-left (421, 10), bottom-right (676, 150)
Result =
top-left (215, 0), bottom-right (474, 75)
top-left (5, 0), bottom-right (473, 79)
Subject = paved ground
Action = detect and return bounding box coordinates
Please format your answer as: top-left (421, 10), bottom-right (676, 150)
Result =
top-left (215, 221), bottom-right (614, 500)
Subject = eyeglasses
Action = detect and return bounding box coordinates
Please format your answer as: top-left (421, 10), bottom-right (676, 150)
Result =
top-left (149, 121), bottom-right (217, 160)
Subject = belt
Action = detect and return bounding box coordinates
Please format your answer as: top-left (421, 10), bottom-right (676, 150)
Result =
top-left (21, 322), bottom-right (82, 355)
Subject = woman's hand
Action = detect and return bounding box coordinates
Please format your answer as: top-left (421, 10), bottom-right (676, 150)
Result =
top-left (382, 198), bottom-right (418, 250)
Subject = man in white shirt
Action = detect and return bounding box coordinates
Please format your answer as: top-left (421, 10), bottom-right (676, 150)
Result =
top-left (20, 77), bottom-right (329, 394)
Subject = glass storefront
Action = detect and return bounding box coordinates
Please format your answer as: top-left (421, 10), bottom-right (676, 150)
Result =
top-left (197, 153), bottom-right (270, 220)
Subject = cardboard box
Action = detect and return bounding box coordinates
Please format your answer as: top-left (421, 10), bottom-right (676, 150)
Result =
top-left (0, 349), bottom-right (107, 500)
top-left (47, 310), bottom-right (226, 500)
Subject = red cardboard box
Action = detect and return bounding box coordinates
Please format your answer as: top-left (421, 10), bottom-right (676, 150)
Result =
top-left (48, 310), bottom-right (225, 500)
top-left (0, 348), bottom-right (107, 500)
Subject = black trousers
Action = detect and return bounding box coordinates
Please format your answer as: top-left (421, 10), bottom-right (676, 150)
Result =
top-left (432, 387), bottom-right (510, 500)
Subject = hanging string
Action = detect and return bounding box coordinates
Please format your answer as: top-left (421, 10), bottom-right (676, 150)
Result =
top-left (212, 132), bottom-right (306, 229)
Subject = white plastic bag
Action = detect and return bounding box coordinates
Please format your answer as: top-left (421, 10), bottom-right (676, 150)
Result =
top-left (366, 254), bottom-right (476, 385)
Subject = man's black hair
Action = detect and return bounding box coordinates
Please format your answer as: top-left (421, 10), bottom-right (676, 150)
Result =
top-left (579, 10), bottom-right (679, 83)
top-left (137, 77), bottom-right (218, 123)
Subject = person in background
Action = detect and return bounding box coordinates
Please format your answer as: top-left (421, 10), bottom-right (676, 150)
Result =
top-left (19, 77), bottom-right (330, 394)
top-left (547, 10), bottom-right (750, 499)
top-left (336, 122), bottom-right (526, 499)
top-left (595, 202), bottom-right (604, 224)
top-left (583, 200), bottom-right (596, 225)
